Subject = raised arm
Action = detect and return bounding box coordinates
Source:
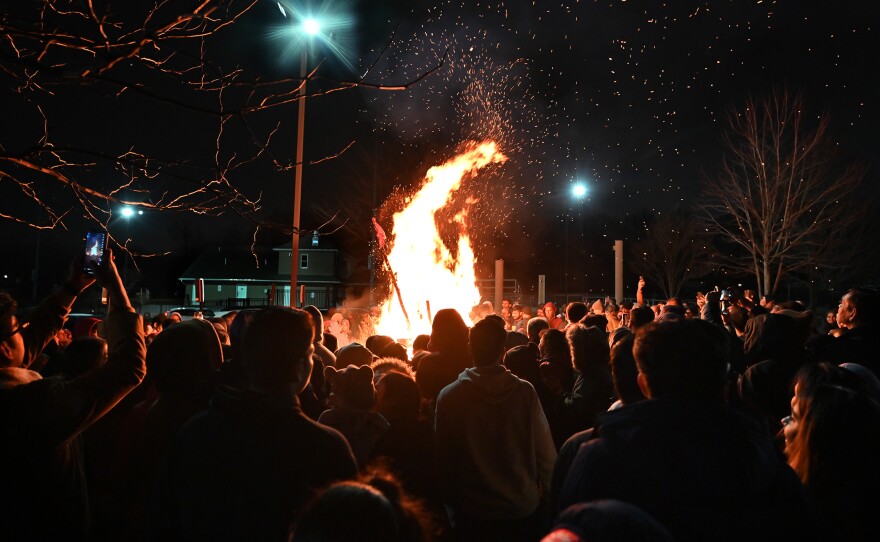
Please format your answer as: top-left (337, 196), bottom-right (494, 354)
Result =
top-left (19, 254), bottom-right (96, 369)
top-left (636, 276), bottom-right (646, 307)
top-left (39, 248), bottom-right (147, 443)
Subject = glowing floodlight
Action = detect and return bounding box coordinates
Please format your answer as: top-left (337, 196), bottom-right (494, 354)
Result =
top-left (303, 18), bottom-right (320, 35)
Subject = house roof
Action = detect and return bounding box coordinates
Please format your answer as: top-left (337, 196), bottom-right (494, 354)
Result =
top-left (179, 246), bottom-right (341, 284)
top-left (179, 246), bottom-right (279, 281)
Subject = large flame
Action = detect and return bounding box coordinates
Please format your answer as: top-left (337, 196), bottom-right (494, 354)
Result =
top-left (376, 141), bottom-right (506, 340)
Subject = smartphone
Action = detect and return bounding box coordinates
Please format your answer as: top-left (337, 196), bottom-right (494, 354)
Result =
top-left (83, 231), bottom-right (107, 274)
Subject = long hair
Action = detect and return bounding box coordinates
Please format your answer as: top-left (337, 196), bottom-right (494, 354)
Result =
top-left (539, 328), bottom-right (571, 366)
top-left (428, 309), bottom-right (468, 355)
top-left (787, 384), bottom-right (880, 492)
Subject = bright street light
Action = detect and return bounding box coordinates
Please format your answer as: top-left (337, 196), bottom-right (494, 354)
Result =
top-left (273, 2), bottom-right (355, 71)
top-left (273, 1), bottom-right (352, 306)
top-left (115, 207), bottom-right (141, 288)
top-left (119, 206), bottom-right (142, 219)
top-left (303, 18), bottom-right (320, 35)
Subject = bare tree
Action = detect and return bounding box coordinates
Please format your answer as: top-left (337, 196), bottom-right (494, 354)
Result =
top-left (700, 90), bottom-right (868, 297)
top-left (0, 1), bottom-right (443, 251)
top-left (631, 211), bottom-right (713, 299)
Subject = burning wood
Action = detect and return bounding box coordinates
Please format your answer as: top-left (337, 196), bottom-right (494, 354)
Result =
top-left (375, 141), bottom-right (506, 339)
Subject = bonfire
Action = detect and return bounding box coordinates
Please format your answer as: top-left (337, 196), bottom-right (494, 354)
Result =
top-left (375, 141), bottom-right (507, 340)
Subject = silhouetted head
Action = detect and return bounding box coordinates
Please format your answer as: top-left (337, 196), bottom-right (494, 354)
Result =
top-left (429, 309), bottom-right (469, 353)
top-left (148, 319), bottom-right (223, 399)
top-left (469, 318), bottom-right (508, 367)
top-left (242, 307), bottom-right (314, 393)
top-left (634, 319), bottom-right (729, 401)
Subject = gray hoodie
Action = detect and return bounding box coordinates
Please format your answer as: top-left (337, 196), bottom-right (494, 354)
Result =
top-left (435, 364), bottom-right (556, 519)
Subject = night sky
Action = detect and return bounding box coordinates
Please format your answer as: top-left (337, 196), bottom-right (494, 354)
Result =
top-left (2, 0), bottom-right (878, 302)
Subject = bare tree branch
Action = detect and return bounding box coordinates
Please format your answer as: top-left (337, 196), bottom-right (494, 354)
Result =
top-left (699, 90), bottom-right (868, 296)
top-left (0, 0), bottom-right (442, 245)
top-left (631, 211), bottom-right (713, 299)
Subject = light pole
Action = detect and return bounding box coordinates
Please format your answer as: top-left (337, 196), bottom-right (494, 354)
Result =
top-left (276, 2), bottom-right (352, 306)
top-left (289, 16), bottom-right (320, 308)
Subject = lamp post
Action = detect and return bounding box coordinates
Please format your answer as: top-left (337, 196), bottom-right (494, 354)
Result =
top-left (289, 17), bottom-right (320, 308)
top-left (276, 2), bottom-right (352, 306)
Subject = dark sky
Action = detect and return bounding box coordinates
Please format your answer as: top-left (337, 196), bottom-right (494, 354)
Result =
top-left (2, 0), bottom-right (878, 300)
top-left (293, 0), bottom-right (879, 294)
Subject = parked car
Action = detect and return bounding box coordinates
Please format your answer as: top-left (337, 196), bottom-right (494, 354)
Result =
top-left (165, 307), bottom-right (215, 321)
top-left (63, 313), bottom-right (105, 337)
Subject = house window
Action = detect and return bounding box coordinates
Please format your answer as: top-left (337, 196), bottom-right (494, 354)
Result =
top-left (300, 254), bottom-right (309, 269)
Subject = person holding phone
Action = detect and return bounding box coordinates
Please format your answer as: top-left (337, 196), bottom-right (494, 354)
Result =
top-left (0, 247), bottom-right (146, 540)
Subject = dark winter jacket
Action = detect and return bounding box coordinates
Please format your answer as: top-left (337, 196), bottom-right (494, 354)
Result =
top-left (739, 313), bottom-right (814, 423)
top-left (0, 307), bottom-right (146, 541)
top-left (808, 325), bottom-right (880, 377)
top-left (153, 389), bottom-right (356, 541)
top-left (416, 349), bottom-right (471, 407)
top-left (318, 406), bottom-right (389, 467)
top-left (556, 366), bottom-right (614, 441)
top-left (559, 398), bottom-right (816, 541)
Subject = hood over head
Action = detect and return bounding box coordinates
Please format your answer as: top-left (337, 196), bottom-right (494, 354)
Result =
top-left (147, 318), bottom-right (223, 398)
top-left (452, 364), bottom-right (522, 405)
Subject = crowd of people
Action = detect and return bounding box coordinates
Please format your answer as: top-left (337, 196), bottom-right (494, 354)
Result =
top-left (1, 251), bottom-right (878, 541)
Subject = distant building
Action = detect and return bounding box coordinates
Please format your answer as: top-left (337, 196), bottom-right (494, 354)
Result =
top-left (179, 235), bottom-right (352, 310)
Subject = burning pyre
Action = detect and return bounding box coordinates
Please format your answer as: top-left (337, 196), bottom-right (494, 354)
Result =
top-left (375, 141), bottom-right (507, 340)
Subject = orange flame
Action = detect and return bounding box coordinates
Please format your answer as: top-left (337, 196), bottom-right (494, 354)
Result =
top-left (376, 141), bottom-right (507, 340)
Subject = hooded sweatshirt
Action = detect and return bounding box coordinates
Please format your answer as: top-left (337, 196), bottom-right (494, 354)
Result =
top-left (435, 364), bottom-right (556, 519)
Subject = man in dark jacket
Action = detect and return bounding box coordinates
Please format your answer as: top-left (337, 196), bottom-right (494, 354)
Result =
top-left (155, 307), bottom-right (356, 541)
top-left (0, 250), bottom-right (146, 541)
top-left (808, 287), bottom-right (880, 375)
top-left (559, 319), bottom-right (815, 541)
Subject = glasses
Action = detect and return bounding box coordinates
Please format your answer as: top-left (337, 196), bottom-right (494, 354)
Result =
top-left (2, 320), bottom-right (29, 340)
top-left (780, 415), bottom-right (793, 427)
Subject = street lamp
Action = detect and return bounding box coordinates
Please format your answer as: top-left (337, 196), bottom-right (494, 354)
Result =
top-left (290, 16), bottom-right (321, 308)
top-left (120, 206), bottom-right (142, 219)
top-left (303, 17), bottom-right (320, 35)
top-left (278, 5), bottom-right (321, 308)
top-left (275, 2), bottom-right (353, 307)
